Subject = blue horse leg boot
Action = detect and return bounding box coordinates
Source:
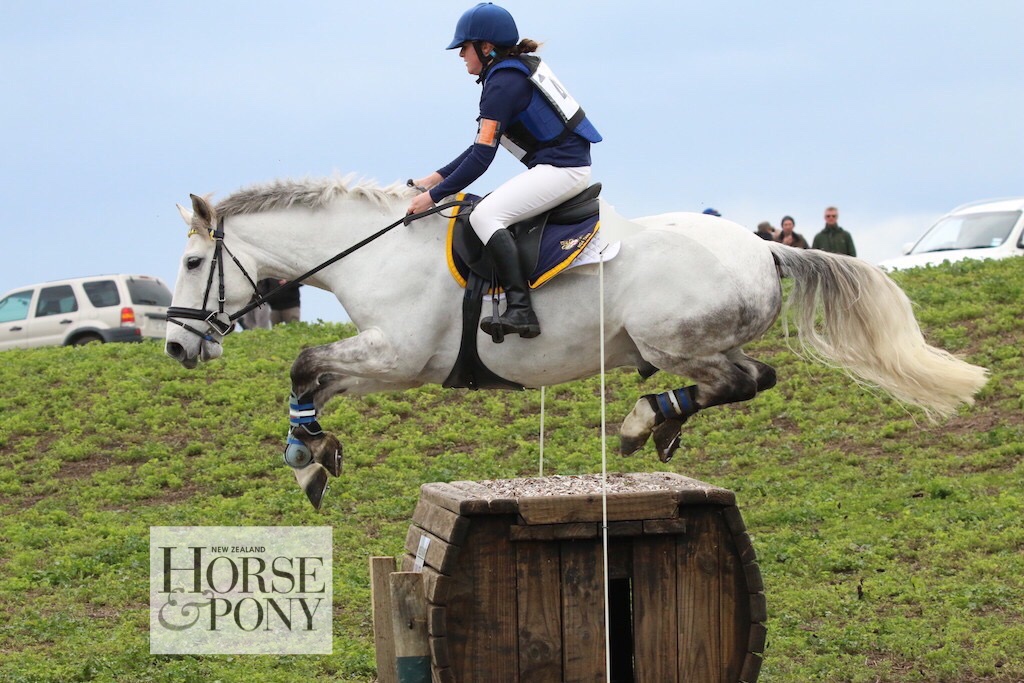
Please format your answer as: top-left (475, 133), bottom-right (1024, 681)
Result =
top-left (284, 394), bottom-right (321, 468)
top-left (645, 386), bottom-right (700, 425)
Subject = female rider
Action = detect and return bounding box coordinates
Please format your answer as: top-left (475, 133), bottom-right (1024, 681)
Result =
top-left (407, 2), bottom-right (601, 339)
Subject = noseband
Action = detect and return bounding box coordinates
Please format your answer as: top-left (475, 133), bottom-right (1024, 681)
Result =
top-left (166, 217), bottom-right (260, 343)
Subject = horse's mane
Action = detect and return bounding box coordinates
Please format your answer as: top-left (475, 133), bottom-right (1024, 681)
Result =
top-left (214, 175), bottom-right (412, 217)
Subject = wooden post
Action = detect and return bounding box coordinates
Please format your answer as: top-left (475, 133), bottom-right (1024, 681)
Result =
top-left (390, 571), bottom-right (431, 683)
top-left (370, 556), bottom-right (398, 683)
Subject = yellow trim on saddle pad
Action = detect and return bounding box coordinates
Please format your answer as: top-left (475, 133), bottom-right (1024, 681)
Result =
top-left (528, 221), bottom-right (600, 289)
top-left (446, 194), bottom-right (469, 289)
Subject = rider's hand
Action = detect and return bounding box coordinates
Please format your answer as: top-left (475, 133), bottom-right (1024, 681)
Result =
top-left (411, 172), bottom-right (442, 191)
top-left (407, 191), bottom-right (436, 216)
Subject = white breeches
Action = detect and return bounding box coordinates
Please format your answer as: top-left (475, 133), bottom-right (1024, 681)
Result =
top-left (469, 164), bottom-right (591, 243)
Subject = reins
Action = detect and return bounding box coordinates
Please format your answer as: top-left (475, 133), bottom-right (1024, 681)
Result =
top-left (167, 199), bottom-right (471, 342)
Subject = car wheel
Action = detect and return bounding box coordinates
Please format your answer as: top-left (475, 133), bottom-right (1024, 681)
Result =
top-left (71, 334), bottom-right (104, 346)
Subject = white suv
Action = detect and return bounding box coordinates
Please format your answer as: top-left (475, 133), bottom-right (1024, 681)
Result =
top-left (879, 197), bottom-right (1024, 270)
top-left (0, 274), bottom-right (171, 351)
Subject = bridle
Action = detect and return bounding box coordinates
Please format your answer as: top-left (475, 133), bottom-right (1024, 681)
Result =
top-left (166, 217), bottom-right (259, 343)
top-left (166, 198), bottom-right (472, 344)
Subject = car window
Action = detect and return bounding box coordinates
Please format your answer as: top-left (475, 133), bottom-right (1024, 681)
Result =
top-left (36, 285), bottom-right (78, 317)
top-left (83, 280), bottom-right (121, 307)
top-left (0, 290), bottom-right (33, 323)
top-left (912, 210), bottom-right (1022, 254)
top-left (127, 278), bottom-right (172, 306)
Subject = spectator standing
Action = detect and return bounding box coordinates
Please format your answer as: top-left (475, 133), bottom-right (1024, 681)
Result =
top-left (812, 206), bottom-right (856, 256)
top-left (776, 215), bottom-right (808, 248)
top-left (238, 296), bottom-right (271, 330)
top-left (754, 221), bottom-right (776, 241)
top-left (259, 278), bottom-right (302, 324)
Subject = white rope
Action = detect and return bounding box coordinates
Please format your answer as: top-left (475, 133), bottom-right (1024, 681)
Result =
top-left (539, 386), bottom-right (545, 476)
top-left (599, 248), bottom-right (611, 681)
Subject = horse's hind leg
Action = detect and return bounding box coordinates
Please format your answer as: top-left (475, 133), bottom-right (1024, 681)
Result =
top-left (728, 348), bottom-right (777, 392)
top-left (620, 353), bottom-right (760, 461)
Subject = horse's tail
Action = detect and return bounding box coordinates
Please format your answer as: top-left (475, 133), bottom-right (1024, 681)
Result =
top-left (765, 242), bottom-right (988, 418)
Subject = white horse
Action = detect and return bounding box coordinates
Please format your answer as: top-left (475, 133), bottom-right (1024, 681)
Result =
top-left (166, 176), bottom-right (988, 508)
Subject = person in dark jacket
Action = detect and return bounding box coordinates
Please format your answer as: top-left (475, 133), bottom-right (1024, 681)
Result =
top-left (776, 215), bottom-right (809, 248)
top-left (811, 206), bottom-right (856, 256)
top-left (259, 278), bottom-right (301, 325)
top-left (754, 221), bottom-right (777, 241)
top-left (406, 2), bottom-right (601, 339)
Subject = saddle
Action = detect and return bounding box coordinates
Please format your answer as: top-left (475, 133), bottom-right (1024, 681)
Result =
top-left (447, 183), bottom-right (603, 290)
top-left (443, 184), bottom-right (602, 390)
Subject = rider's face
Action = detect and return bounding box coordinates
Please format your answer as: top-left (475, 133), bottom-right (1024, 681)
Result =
top-left (459, 41), bottom-right (489, 76)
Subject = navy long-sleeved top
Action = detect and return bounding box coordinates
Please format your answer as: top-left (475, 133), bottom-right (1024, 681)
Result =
top-left (428, 65), bottom-right (592, 203)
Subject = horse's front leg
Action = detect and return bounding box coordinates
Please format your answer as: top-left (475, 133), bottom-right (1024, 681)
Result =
top-left (283, 328), bottom-right (406, 509)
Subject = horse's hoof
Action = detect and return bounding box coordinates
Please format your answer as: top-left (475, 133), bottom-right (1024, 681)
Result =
top-left (292, 463), bottom-right (330, 510)
top-left (619, 433), bottom-right (649, 457)
top-left (318, 435), bottom-right (343, 477)
top-left (652, 419), bottom-right (684, 463)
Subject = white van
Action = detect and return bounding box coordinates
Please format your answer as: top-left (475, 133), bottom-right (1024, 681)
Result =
top-left (879, 197), bottom-right (1024, 271)
top-left (0, 274), bottom-right (171, 351)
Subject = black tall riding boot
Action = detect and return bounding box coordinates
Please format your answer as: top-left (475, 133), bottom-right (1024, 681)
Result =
top-left (480, 229), bottom-right (541, 338)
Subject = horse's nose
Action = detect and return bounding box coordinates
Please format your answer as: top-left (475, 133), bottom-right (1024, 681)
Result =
top-left (165, 341), bottom-right (186, 361)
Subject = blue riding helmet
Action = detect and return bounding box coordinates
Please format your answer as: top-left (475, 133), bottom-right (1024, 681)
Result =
top-left (447, 3), bottom-right (519, 50)
top-left (703, 208), bottom-right (721, 217)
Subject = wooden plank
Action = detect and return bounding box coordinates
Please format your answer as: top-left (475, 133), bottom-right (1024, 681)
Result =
top-left (370, 556), bottom-right (398, 683)
top-left (643, 518), bottom-right (688, 535)
top-left (429, 635), bottom-right (450, 668)
top-left (450, 480), bottom-right (519, 514)
top-left (607, 538), bottom-right (633, 580)
top-left (744, 562), bottom-right (764, 594)
top-left (608, 520), bottom-right (645, 537)
top-left (722, 505), bottom-right (746, 534)
top-left (509, 522), bottom-right (597, 541)
top-left (389, 572), bottom-right (430, 683)
top-left (511, 520), bottom-right (644, 540)
top-left (412, 499), bottom-right (470, 545)
top-left (427, 604), bottom-right (447, 638)
top-left (405, 526), bottom-right (459, 575)
top-left (518, 490), bottom-right (679, 524)
top-left (733, 531), bottom-right (758, 564)
top-left (633, 535), bottom-right (678, 683)
top-left (418, 482), bottom-right (483, 516)
top-left (516, 541), bottom-right (563, 681)
top-left (561, 539), bottom-right (606, 681)
top-left (430, 665), bottom-right (455, 683)
top-left (749, 593), bottom-right (768, 624)
top-left (445, 516), bottom-right (518, 681)
top-left (401, 557), bottom-right (453, 604)
top-left (678, 509), bottom-right (724, 683)
top-left (717, 513), bottom-right (750, 683)
top-left (739, 652), bottom-right (763, 683)
top-left (748, 622), bottom-right (768, 654)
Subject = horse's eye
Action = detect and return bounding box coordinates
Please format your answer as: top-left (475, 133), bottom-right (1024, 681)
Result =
top-left (186, 257), bottom-right (203, 271)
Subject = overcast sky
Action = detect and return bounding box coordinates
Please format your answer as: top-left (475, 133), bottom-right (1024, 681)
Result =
top-left (3, 1), bottom-right (1022, 323)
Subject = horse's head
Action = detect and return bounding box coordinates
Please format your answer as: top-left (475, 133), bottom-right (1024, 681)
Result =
top-left (165, 194), bottom-right (255, 368)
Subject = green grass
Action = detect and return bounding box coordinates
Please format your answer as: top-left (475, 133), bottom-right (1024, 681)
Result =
top-left (1, 257), bottom-right (1022, 682)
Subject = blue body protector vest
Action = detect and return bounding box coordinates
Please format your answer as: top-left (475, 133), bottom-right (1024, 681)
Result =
top-left (486, 56), bottom-right (602, 164)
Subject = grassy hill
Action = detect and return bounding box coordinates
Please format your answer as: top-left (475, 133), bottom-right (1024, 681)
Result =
top-left (1, 257), bottom-right (1022, 682)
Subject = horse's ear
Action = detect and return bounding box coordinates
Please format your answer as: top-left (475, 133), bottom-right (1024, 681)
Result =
top-left (176, 203), bottom-right (193, 227)
top-left (190, 193), bottom-right (214, 225)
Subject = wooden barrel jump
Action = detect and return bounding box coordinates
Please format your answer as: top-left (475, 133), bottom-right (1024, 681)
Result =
top-left (371, 472), bottom-right (766, 683)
